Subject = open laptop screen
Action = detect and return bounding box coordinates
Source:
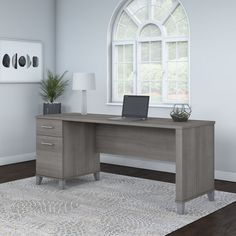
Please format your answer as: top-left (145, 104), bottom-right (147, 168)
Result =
top-left (122, 95), bottom-right (150, 118)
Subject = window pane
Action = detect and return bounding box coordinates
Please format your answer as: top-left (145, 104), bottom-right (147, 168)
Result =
top-left (167, 62), bottom-right (188, 82)
top-left (140, 64), bottom-right (162, 81)
top-left (151, 81), bottom-right (162, 103)
top-left (118, 64), bottom-right (124, 79)
top-left (118, 80), bottom-right (123, 95)
top-left (152, 0), bottom-right (176, 21)
top-left (139, 64), bottom-right (162, 102)
top-left (140, 81), bottom-right (149, 94)
top-left (116, 12), bottom-right (138, 40)
top-left (116, 45), bottom-right (133, 63)
top-left (177, 62), bottom-right (188, 82)
top-left (125, 80), bottom-right (133, 94)
top-left (164, 16), bottom-right (178, 35)
top-left (179, 82), bottom-right (188, 96)
top-left (127, 0), bottom-right (147, 14)
top-left (166, 41), bottom-right (189, 103)
top-left (164, 5), bottom-right (189, 36)
top-left (125, 63), bottom-right (133, 79)
top-left (140, 24), bottom-right (161, 38)
top-left (118, 46), bottom-right (124, 62)
top-left (167, 42), bottom-right (188, 61)
top-left (135, 7), bottom-right (148, 23)
top-left (177, 42), bottom-right (188, 60)
top-left (177, 19), bottom-right (189, 36)
top-left (172, 4), bottom-right (186, 22)
top-left (167, 62), bottom-right (177, 81)
top-left (125, 45), bottom-right (133, 62)
top-left (168, 42), bottom-right (177, 61)
top-left (141, 42), bottom-right (149, 62)
top-left (127, 0), bottom-right (148, 24)
top-left (161, 0), bottom-right (177, 12)
top-left (168, 81), bottom-right (188, 102)
top-left (139, 41), bottom-right (162, 102)
top-left (151, 42), bottom-right (162, 61)
top-left (113, 64), bottom-right (134, 101)
top-left (113, 45), bottom-right (134, 102)
top-left (141, 41), bottom-right (161, 62)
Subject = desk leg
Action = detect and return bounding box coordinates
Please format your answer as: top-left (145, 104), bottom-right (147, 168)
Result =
top-left (59, 179), bottom-right (66, 190)
top-left (207, 190), bottom-right (215, 201)
top-left (177, 202), bottom-right (185, 215)
top-left (94, 172), bottom-right (100, 181)
top-left (36, 176), bottom-right (43, 185)
top-left (176, 126), bottom-right (215, 215)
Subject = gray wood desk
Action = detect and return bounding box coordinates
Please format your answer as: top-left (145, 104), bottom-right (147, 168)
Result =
top-left (36, 113), bottom-right (215, 214)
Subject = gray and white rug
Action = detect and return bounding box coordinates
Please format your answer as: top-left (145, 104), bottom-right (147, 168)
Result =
top-left (0, 173), bottom-right (235, 236)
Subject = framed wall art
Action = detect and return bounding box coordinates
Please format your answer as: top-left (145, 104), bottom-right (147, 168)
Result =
top-left (0, 39), bottom-right (43, 83)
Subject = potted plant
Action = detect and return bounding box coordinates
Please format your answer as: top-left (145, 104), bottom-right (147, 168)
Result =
top-left (40, 70), bottom-right (69, 115)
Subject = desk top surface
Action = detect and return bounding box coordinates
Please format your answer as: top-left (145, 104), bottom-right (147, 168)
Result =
top-left (37, 113), bottom-right (215, 130)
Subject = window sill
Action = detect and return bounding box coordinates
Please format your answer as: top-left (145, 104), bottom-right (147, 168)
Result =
top-left (106, 102), bottom-right (175, 108)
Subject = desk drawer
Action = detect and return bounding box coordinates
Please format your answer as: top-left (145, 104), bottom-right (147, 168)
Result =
top-left (36, 135), bottom-right (63, 178)
top-left (37, 119), bottom-right (62, 137)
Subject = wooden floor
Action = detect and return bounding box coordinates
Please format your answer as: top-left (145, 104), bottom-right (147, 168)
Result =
top-left (0, 161), bottom-right (236, 236)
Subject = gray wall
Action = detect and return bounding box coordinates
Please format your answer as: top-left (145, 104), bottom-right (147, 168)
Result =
top-left (0, 0), bottom-right (56, 161)
top-left (56, 0), bottom-right (236, 178)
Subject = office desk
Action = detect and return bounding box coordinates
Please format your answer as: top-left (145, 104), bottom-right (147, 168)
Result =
top-left (36, 113), bottom-right (215, 214)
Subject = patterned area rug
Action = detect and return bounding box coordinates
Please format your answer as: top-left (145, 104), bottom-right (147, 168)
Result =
top-left (0, 173), bottom-right (236, 236)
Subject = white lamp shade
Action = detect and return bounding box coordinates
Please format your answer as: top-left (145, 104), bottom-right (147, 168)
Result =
top-left (72, 73), bottom-right (96, 91)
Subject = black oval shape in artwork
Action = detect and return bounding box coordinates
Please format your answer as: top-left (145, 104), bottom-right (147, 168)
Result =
top-left (12, 53), bottom-right (18, 69)
top-left (19, 56), bottom-right (26, 67)
top-left (32, 56), bottom-right (39, 67)
top-left (2, 54), bottom-right (10, 68)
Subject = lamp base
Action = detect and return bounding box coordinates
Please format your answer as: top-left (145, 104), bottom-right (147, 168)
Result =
top-left (81, 90), bottom-right (87, 115)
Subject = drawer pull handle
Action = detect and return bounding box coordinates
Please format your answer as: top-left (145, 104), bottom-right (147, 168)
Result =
top-left (41, 142), bottom-right (54, 146)
top-left (41, 125), bottom-right (54, 129)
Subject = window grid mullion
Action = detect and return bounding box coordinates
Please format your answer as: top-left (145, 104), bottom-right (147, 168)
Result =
top-left (148, 0), bottom-right (152, 20)
top-left (111, 43), bottom-right (116, 102)
top-left (136, 41), bottom-right (141, 95)
top-left (122, 46), bottom-right (125, 95)
top-left (133, 42), bottom-right (138, 95)
top-left (162, 39), bottom-right (168, 103)
top-left (174, 42), bottom-right (179, 99)
top-left (148, 42), bottom-right (152, 95)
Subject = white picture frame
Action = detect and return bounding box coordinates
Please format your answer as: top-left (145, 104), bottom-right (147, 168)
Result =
top-left (0, 39), bottom-right (43, 83)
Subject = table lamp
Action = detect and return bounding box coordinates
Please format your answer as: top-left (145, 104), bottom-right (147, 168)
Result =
top-left (72, 73), bottom-right (96, 115)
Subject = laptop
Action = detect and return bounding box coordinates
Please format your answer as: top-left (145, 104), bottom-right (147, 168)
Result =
top-left (109, 95), bottom-right (150, 121)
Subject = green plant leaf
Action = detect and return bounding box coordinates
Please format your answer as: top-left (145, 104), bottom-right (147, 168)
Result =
top-left (40, 70), bottom-right (69, 103)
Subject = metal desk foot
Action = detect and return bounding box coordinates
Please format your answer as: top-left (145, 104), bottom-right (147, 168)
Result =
top-left (177, 202), bottom-right (185, 215)
top-left (207, 190), bottom-right (215, 201)
top-left (94, 172), bottom-right (100, 181)
top-left (59, 179), bottom-right (66, 190)
top-left (36, 176), bottom-right (43, 185)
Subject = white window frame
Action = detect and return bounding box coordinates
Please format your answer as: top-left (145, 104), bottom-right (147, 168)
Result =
top-left (107, 0), bottom-right (190, 107)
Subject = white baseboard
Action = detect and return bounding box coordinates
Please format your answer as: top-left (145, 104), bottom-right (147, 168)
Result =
top-left (215, 170), bottom-right (236, 182)
top-left (101, 154), bottom-right (236, 182)
top-left (0, 152), bottom-right (36, 166)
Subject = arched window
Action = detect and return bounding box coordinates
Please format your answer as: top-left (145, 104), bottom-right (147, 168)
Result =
top-left (109, 0), bottom-right (189, 105)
